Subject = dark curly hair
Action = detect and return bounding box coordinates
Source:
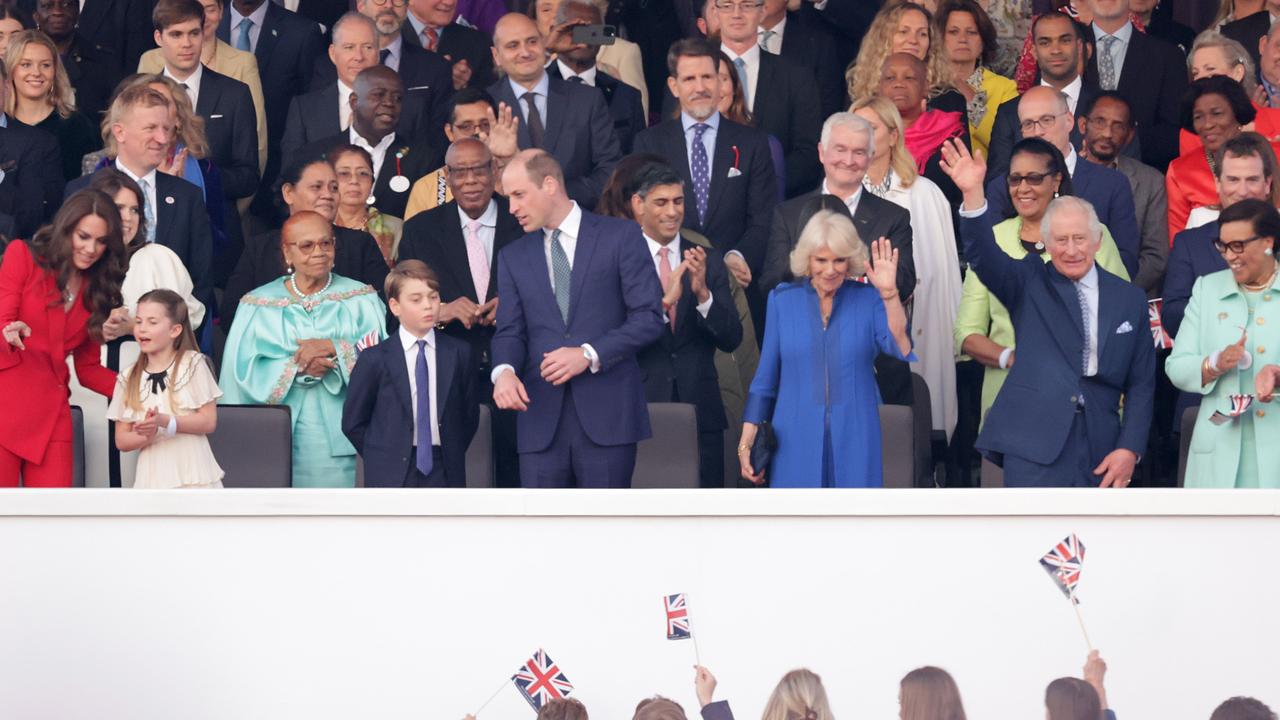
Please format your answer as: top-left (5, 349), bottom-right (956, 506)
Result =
top-left (27, 189), bottom-right (127, 343)
top-left (1180, 74), bottom-right (1256, 134)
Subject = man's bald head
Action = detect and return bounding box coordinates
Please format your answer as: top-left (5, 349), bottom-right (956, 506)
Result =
top-left (445, 136), bottom-right (492, 166)
top-left (492, 13), bottom-right (546, 85)
top-left (354, 64), bottom-right (402, 94)
top-left (1018, 86), bottom-right (1074, 153)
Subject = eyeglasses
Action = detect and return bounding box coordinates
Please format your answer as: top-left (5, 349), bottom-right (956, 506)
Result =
top-left (335, 169), bottom-right (374, 183)
top-left (288, 239), bottom-right (336, 255)
top-left (1007, 171), bottom-right (1053, 187)
top-left (370, 0), bottom-right (408, 7)
top-left (714, 0), bottom-right (763, 13)
top-left (447, 163), bottom-right (493, 178)
top-left (450, 119), bottom-right (492, 136)
top-left (1085, 117), bottom-right (1132, 133)
top-left (1019, 112), bottom-right (1068, 133)
top-left (1213, 235), bottom-right (1267, 255)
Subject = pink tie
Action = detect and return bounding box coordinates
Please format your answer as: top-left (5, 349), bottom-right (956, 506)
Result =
top-left (658, 247), bottom-right (676, 331)
top-left (465, 219), bottom-right (490, 303)
top-left (424, 27), bottom-right (439, 52)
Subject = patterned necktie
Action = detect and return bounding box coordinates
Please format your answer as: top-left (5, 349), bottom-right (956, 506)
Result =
top-left (1075, 282), bottom-right (1092, 376)
top-left (690, 122), bottom-right (710, 223)
top-left (465, 219), bottom-right (490, 303)
top-left (758, 28), bottom-right (776, 53)
top-left (522, 91), bottom-right (545, 147)
top-left (550, 229), bottom-right (572, 323)
top-left (138, 178), bottom-right (156, 244)
top-left (235, 17), bottom-right (253, 52)
top-left (658, 247), bottom-right (676, 330)
top-left (733, 57), bottom-right (749, 102)
top-left (379, 47), bottom-right (391, 66)
top-left (423, 26), bottom-right (439, 52)
top-left (415, 339), bottom-right (434, 476)
top-left (567, 75), bottom-right (584, 84)
top-left (1099, 35), bottom-right (1119, 91)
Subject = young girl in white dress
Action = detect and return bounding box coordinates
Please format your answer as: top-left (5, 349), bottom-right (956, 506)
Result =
top-left (108, 289), bottom-right (224, 488)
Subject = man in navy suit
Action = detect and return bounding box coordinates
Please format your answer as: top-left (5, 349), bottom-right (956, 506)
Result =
top-left (491, 149), bottom-right (664, 488)
top-left (343, 259), bottom-right (479, 487)
top-left (631, 161), bottom-right (743, 488)
top-left (944, 138), bottom-right (1154, 488)
top-left (487, 12), bottom-right (621, 210)
top-left (986, 86), bottom-right (1141, 278)
top-left (403, 0), bottom-right (497, 90)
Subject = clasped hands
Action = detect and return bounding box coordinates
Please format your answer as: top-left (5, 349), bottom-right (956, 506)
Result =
top-left (493, 348), bottom-right (591, 411)
top-left (294, 338), bottom-right (337, 378)
top-left (131, 407), bottom-right (173, 446)
top-left (439, 297), bottom-right (499, 330)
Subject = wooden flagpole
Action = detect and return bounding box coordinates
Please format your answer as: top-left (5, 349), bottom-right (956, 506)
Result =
top-left (1067, 588), bottom-right (1094, 651)
top-left (473, 675), bottom-right (511, 717)
top-left (687, 594), bottom-right (702, 666)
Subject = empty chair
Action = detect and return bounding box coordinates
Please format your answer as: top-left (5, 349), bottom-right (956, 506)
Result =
top-left (879, 405), bottom-right (916, 488)
top-left (910, 372), bottom-right (935, 487)
top-left (633, 403), bottom-right (700, 489)
top-left (71, 406), bottom-right (85, 488)
top-left (465, 405), bottom-right (493, 488)
top-left (208, 405), bottom-right (292, 488)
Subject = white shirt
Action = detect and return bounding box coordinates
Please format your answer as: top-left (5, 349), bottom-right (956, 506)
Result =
top-left (509, 73), bottom-right (550, 129)
top-left (381, 34), bottom-right (403, 72)
top-left (1075, 264), bottom-right (1100, 377)
top-left (115, 160), bottom-right (158, 240)
top-left (163, 62), bottom-right (203, 110)
top-left (457, 198), bottom-right (498, 265)
top-left (555, 59), bottom-right (598, 86)
top-left (349, 126), bottom-right (396, 179)
top-left (1043, 74), bottom-right (1084, 115)
top-left (282, 0), bottom-right (299, 13)
top-left (338, 80), bottom-right (355, 130)
top-left (758, 16), bottom-right (786, 54)
top-left (228, 0), bottom-right (270, 54)
top-left (1065, 146), bottom-right (1078, 176)
top-left (1092, 21), bottom-right (1134, 81)
top-left (822, 179), bottom-right (863, 218)
top-left (644, 234), bottom-right (713, 319)
top-left (400, 326), bottom-right (441, 447)
top-left (721, 42), bottom-right (761, 111)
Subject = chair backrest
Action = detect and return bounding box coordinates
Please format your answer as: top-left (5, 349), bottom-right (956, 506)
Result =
top-left (980, 457), bottom-right (1004, 487)
top-left (1177, 406), bottom-right (1198, 488)
top-left (633, 403), bottom-right (700, 488)
top-left (879, 404), bottom-right (915, 488)
top-left (208, 405), bottom-right (292, 487)
top-left (70, 405), bottom-right (85, 488)
top-left (465, 404), bottom-right (494, 488)
top-left (910, 372), bottom-right (935, 487)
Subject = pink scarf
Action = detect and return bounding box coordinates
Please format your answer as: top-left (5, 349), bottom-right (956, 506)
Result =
top-left (904, 110), bottom-right (965, 173)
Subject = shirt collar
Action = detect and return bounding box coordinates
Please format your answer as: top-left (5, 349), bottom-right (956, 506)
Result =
top-left (1074, 263), bottom-right (1099, 289)
top-left (762, 15), bottom-right (786, 34)
top-left (555, 58), bottom-right (597, 86)
top-left (383, 34), bottom-right (403, 61)
top-left (1044, 74), bottom-right (1083, 105)
top-left (349, 125), bottom-right (396, 154)
top-left (457, 198), bottom-right (498, 228)
top-left (405, 10), bottom-right (428, 36)
top-left (548, 201), bottom-right (582, 240)
top-left (1093, 20), bottom-right (1133, 43)
top-left (164, 61), bottom-right (203, 95)
top-left (231, 0), bottom-right (269, 30)
top-left (1065, 146), bottom-right (1078, 174)
top-left (643, 232), bottom-right (679, 258)
top-left (399, 324), bottom-right (436, 351)
top-left (509, 72), bottom-right (550, 101)
top-left (821, 179), bottom-right (862, 208)
top-left (681, 111), bottom-right (721, 134)
top-left (115, 158), bottom-right (158, 188)
top-left (721, 42), bottom-right (760, 65)
top-left (338, 79), bottom-right (354, 99)
top-left (0, 113), bottom-right (8, 128)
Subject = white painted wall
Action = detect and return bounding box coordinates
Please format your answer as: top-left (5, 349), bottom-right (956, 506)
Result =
top-left (0, 490), bottom-right (1276, 720)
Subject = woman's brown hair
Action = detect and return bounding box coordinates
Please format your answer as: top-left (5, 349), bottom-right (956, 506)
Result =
top-left (26, 188), bottom-right (126, 343)
top-left (536, 697), bottom-right (588, 720)
top-left (900, 666), bottom-right (968, 720)
top-left (1045, 677), bottom-right (1103, 720)
top-left (88, 167), bottom-right (149, 258)
top-left (122, 288), bottom-right (201, 413)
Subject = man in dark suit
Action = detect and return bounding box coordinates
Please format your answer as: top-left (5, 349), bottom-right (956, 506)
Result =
top-left (74, 0), bottom-right (153, 70)
top-left (491, 149), bottom-right (664, 488)
top-left (712, 0), bottom-right (821, 196)
top-left (219, 0), bottom-right (326, 220)
top-left (35, 0), bottom-right (125, 123)
top-left (295, 0), bottom-right (346, 32)
top-left (633, 37), bottom-right (777, 332)
top-left (404, 0), bottom-right (497, 89)
top-left (153, 0), bottom-right (260, 285)
top-left (759, 112), bottom-right (916, 404)
top-left (544, 0), bottom-right (645, 155)
top-left (1222, 8), bottom-right (1272, 70)
top-left (68, 85), bottom-right (214, 311)
top-left (759, 0), bottom-right (845, 118)
top-left (343, 258), bottom-right (479, 487)
top-left (796, 0), bottom-right (878, 69)
top-left (1083, 0), bottom-right (1186, 170)
top-left (1133, 0), bottom-right (1196, 56)
top-left (487, 12), bottom-right (621, 210)
top-left (946, 140), bottom-right (1154, 487)
top-left (986, 87), bottom-right (1141, 278)
top-left (399, 138), bottom-right (524, 486)
top-left (631, 161), bottom-right (743, 488)
top-left (298, 66), bottom-right (443, 220)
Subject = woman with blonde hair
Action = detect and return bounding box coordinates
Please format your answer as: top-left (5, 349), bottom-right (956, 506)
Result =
top-left (695, 665), bottom-right (834, 720)
top-left (899, 666), bottom-right (967, 720)
top-left (852, 95), bottom-right (962, 445)
top-left (846, 1), bottom-right (963, 112)
top-left (5, 29), bottom-right (99, 181)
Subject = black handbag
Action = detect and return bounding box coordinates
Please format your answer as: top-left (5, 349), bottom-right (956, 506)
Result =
top-left (749, 422), bottom-right (777, 481)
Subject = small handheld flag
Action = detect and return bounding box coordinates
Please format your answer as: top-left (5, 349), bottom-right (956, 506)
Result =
top-left (1040, 533), bottom-right (1086, 603)
top-left (1210, 394), bottom-right (1255, 425)
top-left (355, 329), bottom-right (380, 352)
top-left (665, 593), bottom-right (691, 640)
top-left (511, 648), bottom-right (574, 712)
top-left (1148, 299), bottom-right (1174, 349)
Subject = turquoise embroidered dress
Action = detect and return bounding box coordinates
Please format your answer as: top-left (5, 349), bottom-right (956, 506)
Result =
top-left (219, 274), bottom-right (386, 487)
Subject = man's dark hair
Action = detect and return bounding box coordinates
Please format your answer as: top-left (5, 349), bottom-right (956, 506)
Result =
top-left (667, 36), bottom-right (720, 78)
top-left (1080, 90), bottom-right (1133, 124)
top-left (1210, 697), bottom-right (1279, 720)
top-left (152, 0), bottom-right (203, 32)
top-left (630, 161), bottom-right (684, 201)
top-left (447, 87), bottom-right (498, 125)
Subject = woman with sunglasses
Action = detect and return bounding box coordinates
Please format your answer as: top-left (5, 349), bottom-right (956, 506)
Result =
top-left (1167, 198), bottom-right (1280, 488)
top-left (954, 137), bottom-right (1129, 427)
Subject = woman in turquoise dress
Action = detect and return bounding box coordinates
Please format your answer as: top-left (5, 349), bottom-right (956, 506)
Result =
top-left (220, 212), bottom-right (386, 487)
top-left (1167, 198), bottom-right (1280, 488)
top-left (739, 208), bottom-right (915, 488)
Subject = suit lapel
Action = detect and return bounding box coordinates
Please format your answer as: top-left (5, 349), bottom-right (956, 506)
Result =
top-left (155, 175), bottom-right (175, 237)
top-left (1047, 269), bottom-right (1086, 366)
top-left (195, 72), bottom-right (217, 117)
top-left (1095, 272), bottom-right (1122, 362)
top-left (706, 123), bottom-right (734, 226)
top-left (441, 205), bottom-right (479, 301)
top-left (387, 338), bottom-right (413, 415)
top-left (435, 335), bottom-right (455, 409)
top-left (852, 195), bottom-right (878, 251)
top-left (542, 79), bottom-right (568, 152)
top-left (753, 53), bottom-right (777, 115)
top-left (257, 6), bottom-right (283, 68)
top-left (567, 212), bottom-right (596, 327)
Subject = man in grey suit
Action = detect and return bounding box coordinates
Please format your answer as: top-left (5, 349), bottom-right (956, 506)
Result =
top-left (487, 12), bottom-right (621, 210)
top-left (1079, 91), bottom-right (1168, 297)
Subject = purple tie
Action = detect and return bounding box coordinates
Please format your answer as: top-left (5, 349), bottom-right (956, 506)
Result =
top-left (690, 123), bottom-right (710, 223)
top-left (415, 339), bottom-right (433, 476)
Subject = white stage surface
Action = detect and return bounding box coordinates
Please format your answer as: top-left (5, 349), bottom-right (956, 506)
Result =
top-left (0, 489), bottom-right (1277, 719)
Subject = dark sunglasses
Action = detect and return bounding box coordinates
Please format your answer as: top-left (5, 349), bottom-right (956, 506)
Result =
top-left (1007, 171), bottom-right (1053, 188)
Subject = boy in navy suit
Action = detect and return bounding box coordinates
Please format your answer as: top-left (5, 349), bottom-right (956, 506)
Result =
top-left (343, 260), bottom-right (479, 487)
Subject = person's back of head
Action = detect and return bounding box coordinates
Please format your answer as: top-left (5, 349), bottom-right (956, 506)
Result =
top-left (1045, 677), bottom-right (1102, 720)
top-left (537, 697), bottom-right (589, 720)
top-left (761, 668), bottom-right (834, 720)
top-left (1211, 697), bottom-right (1278, 720)
top-left (900, 666), bottom-right (967, 720)
top-left (633, 695), bottom-right (689, 720)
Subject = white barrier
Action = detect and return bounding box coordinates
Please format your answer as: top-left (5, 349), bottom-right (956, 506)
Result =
top-left (0, 489), bottom-right (1277, 720)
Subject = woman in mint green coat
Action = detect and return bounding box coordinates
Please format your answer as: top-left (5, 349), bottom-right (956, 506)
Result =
top-left (1167, 199), bottom-right (1280, 488)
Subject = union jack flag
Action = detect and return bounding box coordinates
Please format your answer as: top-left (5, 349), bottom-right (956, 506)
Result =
top-left (511, 648), bottom-right (574, 712)
top-left (355, 329), bottom-right (380, 352)
top-left (1040, 534), bottom-right (1086, 604)
top-left (1229, 394), bottom-right (1255, 416)
top-left (665, 593), bottom-right (691, 640)
top-left (1148, 299), bottom-right (1174, 349)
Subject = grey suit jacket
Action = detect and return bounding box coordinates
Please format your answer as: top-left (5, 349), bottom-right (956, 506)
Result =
top-left (1114, 154), bottom-right (1169, 297)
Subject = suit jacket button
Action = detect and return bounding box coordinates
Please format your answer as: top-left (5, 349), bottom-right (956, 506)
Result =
top-left (1259, 345), bottom-right (1267, 354)
top-left (1069, 395), bottom-right (1078, 404)
top-left (564, 333), bottom-right (570, 339)
top-left (1258, 410), bottom-right (1267, 419)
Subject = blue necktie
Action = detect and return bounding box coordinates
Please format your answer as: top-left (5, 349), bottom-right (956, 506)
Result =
top-left (733, 57), bottom-right (748, 102)
top-left (379, 47), bottom-right (391, 66)
top-left (691, 123), bottom-right (710, 223)
top-left (139, 177), bottom-right (156, 244)
top-left (550, 229), bottom-right (572, 324)
top-left (235, 17), bottom-right (253, 52)
top-left (415, 339), bottom-right (434, 476)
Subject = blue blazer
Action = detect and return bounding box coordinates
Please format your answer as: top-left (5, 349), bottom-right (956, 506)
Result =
top-left (961, 209), bottom-right (1155, 471)
top-left (1163, 221), bottom-right (1226, 339)
top-left (491, 210), bottom-right (665, 453)
top-left (342, 331), bottom-right (479, 487)
top-left (987, 158), bottom-right (1141, 278)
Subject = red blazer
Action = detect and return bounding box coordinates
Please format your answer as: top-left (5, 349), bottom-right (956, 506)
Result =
top-left (0, 240), bottom-right (116, 463)
top-left (1165, 136), bottom-right (1280, 243)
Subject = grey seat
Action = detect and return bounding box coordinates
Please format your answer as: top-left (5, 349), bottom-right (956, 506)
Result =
top-left (633, 402), bottom-right (700, 488)
top-left (910, 373), bottom-right (935, 487)
top-left (1177, 406), bottom-right (1198, 488)
top-left (465, 404), bottom-right (493, 488)
top-left (208, 405), bottom-right (292, 487)
top-left (980, 457), bottom-right (1004, 488)
top-left (70, 405), bottom-right (85, 488)
top-left (879, 404), bottom-right (915, 488)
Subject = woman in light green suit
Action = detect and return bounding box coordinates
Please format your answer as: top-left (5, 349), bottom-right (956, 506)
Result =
top-left (1167, 199), bottom-right (1280, 488)
top-left (953, 138), bottom-right (1129, 427)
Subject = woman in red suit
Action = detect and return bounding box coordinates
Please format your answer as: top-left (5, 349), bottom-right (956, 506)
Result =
top-left (0, 190), bottom-right (127, 486)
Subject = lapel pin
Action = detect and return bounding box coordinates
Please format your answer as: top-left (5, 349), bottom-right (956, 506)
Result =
top-left (1219, 312), bottom-right (1229, 321)
top-left (164, 196), bottom-right (174, 204)
top-left (389, 148), bottom-right (411, 192)
top-left (272, 29), bottom-right (278, 36)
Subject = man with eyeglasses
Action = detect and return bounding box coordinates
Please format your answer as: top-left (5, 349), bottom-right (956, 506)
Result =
top-left (1080, 91), bottom-right (1169, 297)
top-left (399, 137), bottom-right (526, 485)
top-left (403, 86), bottom-right (512, 219)
top-left (985, 86), bottom-right (1141, 278)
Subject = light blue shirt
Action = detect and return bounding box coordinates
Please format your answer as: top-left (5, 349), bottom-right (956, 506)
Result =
top-left (509, 73), bottom-right (550, 130)
top-left (1092, 21), bottom-right (1133, 82)
top-left (382, 34), bottom-right (403, 72)
top-left (228, 0), bottom-right (269, 54)
top-left (681, 111), bottom-right (720, 178)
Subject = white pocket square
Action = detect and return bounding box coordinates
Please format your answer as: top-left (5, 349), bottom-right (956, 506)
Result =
top-left (1116, 321), bottom-right (1134, 334)
top-left (407, 85), bottom-right (432, 92)
top-left (727, 167), bottom-right (742, 178)
top-left (210, 114), bottom-right (224, 119)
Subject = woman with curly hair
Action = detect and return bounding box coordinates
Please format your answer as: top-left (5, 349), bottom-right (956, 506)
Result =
top-left (846, 1), bottom-right (964, 114)
top-left (5, 29), bottom-right (100, 181)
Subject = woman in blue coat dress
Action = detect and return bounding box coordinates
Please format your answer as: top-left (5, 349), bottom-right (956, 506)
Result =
top-left (739, 209), bottom-right (915, 488)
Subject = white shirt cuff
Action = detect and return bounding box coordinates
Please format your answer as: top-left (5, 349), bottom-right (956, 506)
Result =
top-left (490, 364), bottom-right (514, 385)
top-left (581, 344), bottom-right (600, 373)
top-left (812, 0), bottom-right (829, 9)
top-left (998, 347), bottom-right (1013, 369)
top-left (959, 201), bottom-right (988, 218)
top-left (725, 249), bottom-right (746, 264)
top-left (695, 294), bottom-right (713, 318)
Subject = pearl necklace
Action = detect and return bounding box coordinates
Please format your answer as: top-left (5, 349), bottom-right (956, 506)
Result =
top-left (289, 273), bottom-right (333, 300)
top-left (1240, 260), bottom-right (1279, 292)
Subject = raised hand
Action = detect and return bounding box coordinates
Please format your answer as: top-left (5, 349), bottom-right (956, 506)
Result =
top-left (694, 665), bottom-right (717, 708)
top-left (544, 18), bottom-right (590, 54)
top-left (487, 103), bottom-right (519, 160)
top-left (938, 137), bottom-right (987, 205)
top-left (866, 237), bottom-right (898, 297)
top-left (447, 56), bottom-right (472, 91)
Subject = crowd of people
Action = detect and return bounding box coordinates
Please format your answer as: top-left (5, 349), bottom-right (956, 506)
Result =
top-left (4, 0), bottom-right (1280, 489)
